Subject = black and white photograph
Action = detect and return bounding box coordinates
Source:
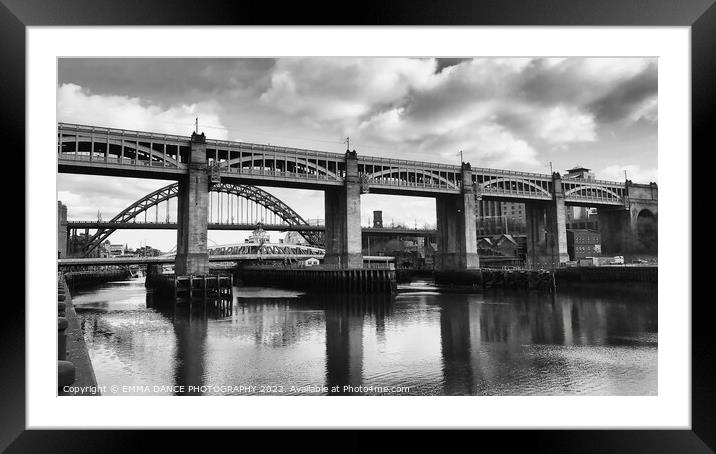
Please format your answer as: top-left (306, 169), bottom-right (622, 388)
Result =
top-left (3, 0), bottom-right (708, 445)
top-left (55, 56), bottom-right (659, 397)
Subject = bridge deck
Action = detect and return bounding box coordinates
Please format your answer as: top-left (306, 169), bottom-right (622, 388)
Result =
top-left (65, 221), bottom-right (438, 235)
top-left (58, 255), bottom-right (394, 267)
top-left (58, 123), bottom-right (638, 206)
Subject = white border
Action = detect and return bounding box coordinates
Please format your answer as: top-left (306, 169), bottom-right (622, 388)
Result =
top-left (27, 27), bottom-right (690, 429)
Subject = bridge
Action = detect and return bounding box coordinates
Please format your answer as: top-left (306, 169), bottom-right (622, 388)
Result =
top-left (67, 220), bottom-right (437, 236)
top-left (57, 254), bottom-right (319, 267)
top-left (60, 123), bottom-right (636, 204)
top-left (63, 179), bottom-right (437, 255)
top-left (58, 123), bottom-right (658, 273)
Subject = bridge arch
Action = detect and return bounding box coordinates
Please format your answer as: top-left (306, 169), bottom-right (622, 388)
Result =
top-left (365, 168), bottom-right (460, 189)
top-left (221, 156), bottom-right (340, 179)
top-left (480, 178), bottom-right (551, 197)
top-left (59, 135), bottom-right (184, 168)
top-left (82, 182), bottom-right (321, 255)
top-left (565, 185), bottom-right (622, 201)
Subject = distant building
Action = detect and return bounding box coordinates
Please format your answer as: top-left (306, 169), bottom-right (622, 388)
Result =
top-left (566, 229), bottom-right (602, 261)
top-left (492, 234), bottom-right (519, 257)
top-left (373, 210), bottom-right (383, 228)
top-left (284, 230), bottom-right (308, 245)
top-left (108, 244), bottom-right (126, 256)
top-left (564, 165), bottom-right (597, 224)
top-left (67, 231), bottom-right (102, 258)
top-left (476, 200), bottom-right (526, 236)
top-left (99, 240), bottom-right (111, 258)
top-left (564, 165), bottom-right (595, 181)
top-left (304, 257), bottom-right (320, 267)
top-left (57, 201), bottom-right (68, 258)
top-left (477, 237), bottom-right (495, 255)
top-left (246, 225), bottom-right (270, 244)
top-left (476, 234), bottom-right (521, 257)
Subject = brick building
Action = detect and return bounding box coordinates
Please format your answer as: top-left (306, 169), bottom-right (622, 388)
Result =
top-left (566, 229), bottom-right (602, 261)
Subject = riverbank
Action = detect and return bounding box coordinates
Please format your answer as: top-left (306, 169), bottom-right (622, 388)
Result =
top-left (555, 265), bottom-right (657, 284)
top-left (58, 274), bottom-right (100, 396)
top-left (64, 269), bottom-right (131, 292)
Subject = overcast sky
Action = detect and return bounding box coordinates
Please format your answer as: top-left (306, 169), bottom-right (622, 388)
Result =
top-left (57, 57), bottom-right (657, 251)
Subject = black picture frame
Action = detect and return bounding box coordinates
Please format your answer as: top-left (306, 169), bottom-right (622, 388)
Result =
top-left (5, 0), bottom-right (711, 451)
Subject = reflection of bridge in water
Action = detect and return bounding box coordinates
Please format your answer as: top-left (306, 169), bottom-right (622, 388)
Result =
top-left (58, 123), bottom-right (657, 278)
top-left (131, 284), bottom-right (655, 395)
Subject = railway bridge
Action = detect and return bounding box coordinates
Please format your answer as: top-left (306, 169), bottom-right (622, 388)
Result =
top-left (58, 123), bottom-right (657, 272)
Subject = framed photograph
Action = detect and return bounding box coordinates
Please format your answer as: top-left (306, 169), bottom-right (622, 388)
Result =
top-left (7, 0), bottom-right (710, 450)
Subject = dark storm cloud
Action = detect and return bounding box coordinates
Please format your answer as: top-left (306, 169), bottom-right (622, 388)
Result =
top-left (58, 58), bottom-right (275, 107)
top-left (517, 58), bottom-right (589, 105)
top-left (588, 62), bottom-right (658, 123)
top-left (435, 58), bottom-right (471, 73)
top-left (517, 58), bottom-right (658, 124)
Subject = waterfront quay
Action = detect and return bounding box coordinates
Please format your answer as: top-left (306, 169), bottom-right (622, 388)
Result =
top-left (57, 273), bottom-right (100, 396)
top-left (237, 263), bottom-right (397, 294)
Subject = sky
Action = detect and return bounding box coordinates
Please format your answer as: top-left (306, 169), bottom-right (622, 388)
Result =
top-left (57, 57), bottom-right (657, 251)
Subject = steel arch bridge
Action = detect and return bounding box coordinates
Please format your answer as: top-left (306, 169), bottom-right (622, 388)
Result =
top-left (81, 182), bottom-right (322, 255)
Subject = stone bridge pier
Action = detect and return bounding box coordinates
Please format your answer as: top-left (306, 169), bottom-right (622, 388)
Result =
top-left (599, 182), bottom-right (658, 255)
top-left (324, 150), bottom-right (363, 269)
top-left (435, 163), bottom-right (480, 271)
top-left (175, 132), bottom-right (210, 275)
top-left (525, 172), bottom-right (569, 268)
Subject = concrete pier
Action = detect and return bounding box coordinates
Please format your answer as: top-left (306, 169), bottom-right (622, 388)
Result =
top-left (324, 150), bottom-right (362, 269)
top-left (435, 163), bottom-right (479, 271)
top-left (175, 131), bottom-right (210, 275)
top-left (525, 172), bottom-right (569, 268)
top-left (599, 181), bottom-right (658, 255)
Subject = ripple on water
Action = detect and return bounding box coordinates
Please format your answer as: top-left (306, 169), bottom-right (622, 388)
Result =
top-left (76, 278), bottom-right (657, 396)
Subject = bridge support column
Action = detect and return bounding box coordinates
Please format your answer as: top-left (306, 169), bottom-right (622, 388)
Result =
top-left (324, 150), bottom-right (362, 269)
top-left (599, 182), bottom-right (658, 255)
top-left (525, 173), bottom-right (569, 268)
top-left (598, 207), bottom-right (630, 255)
top-left (435, 163), bottom-right (479, 271)
top-left (175, 132), bottom-right (210, 275)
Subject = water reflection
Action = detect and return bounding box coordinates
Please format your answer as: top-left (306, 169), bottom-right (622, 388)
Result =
top-left (315, 293), bottom-right (393, 395)
top-left (74, 279), bottom-right (657, 396)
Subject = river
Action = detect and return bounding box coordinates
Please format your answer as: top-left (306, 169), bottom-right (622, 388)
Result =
top-left (70, 277), bottom-right (657, 396)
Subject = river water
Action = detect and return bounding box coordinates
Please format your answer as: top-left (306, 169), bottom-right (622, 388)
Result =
top-left (71, 278), bottom-right (657, 396)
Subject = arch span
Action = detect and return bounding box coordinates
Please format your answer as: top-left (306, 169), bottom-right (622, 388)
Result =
top-left (365, 168), bottom-right (460, 189)
top-left (480, 177), bottom-right (551, 197)
top-left (565, 185), bottom-right (622, 201)
top-left (81, 182), bottom-right (321, 255)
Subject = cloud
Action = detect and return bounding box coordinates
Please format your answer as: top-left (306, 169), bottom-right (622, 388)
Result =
top-left (259, 58), bottom-right (437, 122)
top-left (56, 58), bottom-right (658, 247)
top-left (58, 58), bottom-right (276, 106)
top-left (599, 165), bottom-right (658, 183)
top-left (588, 62), bottom-right (658, 124)
top-left (57, 83), bottom-right (229, 138)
